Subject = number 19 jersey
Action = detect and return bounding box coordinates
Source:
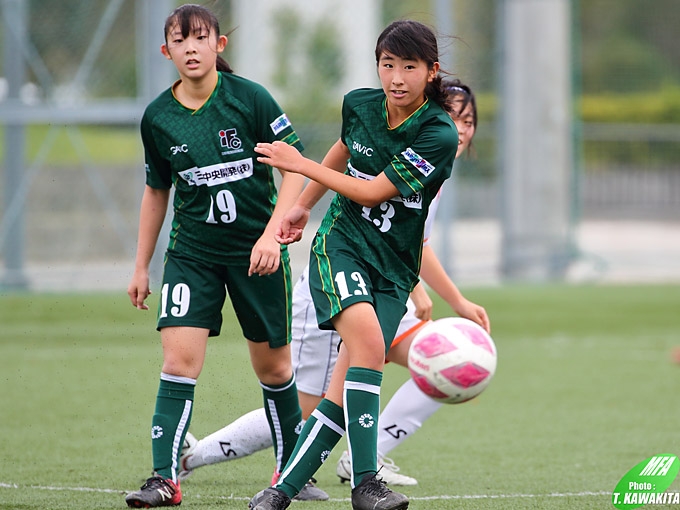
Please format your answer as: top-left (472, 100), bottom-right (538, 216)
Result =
top-left (140, 71), bottom-right (304, 265)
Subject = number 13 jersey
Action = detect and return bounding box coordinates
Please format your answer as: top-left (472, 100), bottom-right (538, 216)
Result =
top-left (317, 88), bottom-right (457, 292)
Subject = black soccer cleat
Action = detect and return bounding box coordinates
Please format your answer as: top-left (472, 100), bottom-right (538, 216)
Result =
top-left (125, 475), bottom-right (182, 508)
top-left (351, 474), bottom-right (409, 510)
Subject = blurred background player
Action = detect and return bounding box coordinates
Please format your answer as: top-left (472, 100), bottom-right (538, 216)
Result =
top-left (178, 79), bottom-right (486, 493)
top-left (124, 4), bottom-right (305, 508)
top-left (248, 19), bottom-right (461, 510)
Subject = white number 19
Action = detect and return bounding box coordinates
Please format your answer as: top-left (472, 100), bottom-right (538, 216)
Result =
top-left (159, 283), bottom-right (191, 318)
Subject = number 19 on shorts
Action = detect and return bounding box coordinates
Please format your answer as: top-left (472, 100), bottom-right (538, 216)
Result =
top-left (159, 283), bottom-right (191, 318)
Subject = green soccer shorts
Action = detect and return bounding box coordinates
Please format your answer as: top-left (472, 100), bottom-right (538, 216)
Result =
top-left (157, 249), bottom-right (292, 347)
top-left (308, 233), bottom-right (408, 352)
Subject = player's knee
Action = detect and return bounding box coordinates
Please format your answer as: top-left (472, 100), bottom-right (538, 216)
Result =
top-left (253, 361), bottom-right (293, 386)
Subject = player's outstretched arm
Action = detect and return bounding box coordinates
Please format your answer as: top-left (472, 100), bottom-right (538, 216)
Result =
top-left (249, 170), bottom-right (305, 276)
top-left (256, 140), bottom-right (399, 208)
top-left (419, 244), bottom-right (490, 333)
top-left (276, 139), bottom-right (352, 244)
top-left (410, 282), bottom-right (433, 321)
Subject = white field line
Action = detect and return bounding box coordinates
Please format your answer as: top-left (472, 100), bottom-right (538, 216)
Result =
top-left (0, 482), bottom-right (610, 501)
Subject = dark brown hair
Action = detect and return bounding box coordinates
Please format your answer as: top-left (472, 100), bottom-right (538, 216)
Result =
top-left (375, 20), bottom-right (450, 112)
top-left (443, 78), bottom-right (477, 130)
top-left (443, 79), bottom-right (477, 156)
top-left (164, 4), bottom-right (233, 73)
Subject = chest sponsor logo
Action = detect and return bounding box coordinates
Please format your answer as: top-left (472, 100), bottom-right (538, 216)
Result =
top-left (219, 128), bottom-right (243, 155)
top-left (170, 144), bottom-right (188, 155)
top-left (402, 147), bottom-right (435, 177)
top-left (270, 113), bottom-right (292, 135)
top-left (391, 192), bottom-right (423, 210)
top-left (178, 158), bottom-right (254, 187)
top-left (352, 140), bottom-right (374, 157)
top-left (348, 163), bottom-right (422, 210)
top-left (347, 162), bottom-right (374, 181)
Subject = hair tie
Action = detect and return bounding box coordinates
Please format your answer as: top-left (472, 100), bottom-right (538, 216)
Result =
top-left (446, 85), bottom-right (468, 94)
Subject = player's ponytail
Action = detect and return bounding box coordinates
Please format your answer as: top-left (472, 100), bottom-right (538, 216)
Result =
top-left (426, 75), bottom-right (451, 113)
top-left (216, 56), bottom-right (233, 74)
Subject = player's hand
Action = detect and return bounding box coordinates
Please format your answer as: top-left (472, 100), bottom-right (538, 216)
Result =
top-left (276, 204), bottom-right (310, 245)
top-left (255, 141), bottom-right (303, 173)
top-left (127, 270), bottom-right (151, 310)
top-left (410, 282), bottom-right (433, 321)
top-left (454, 299), bottom-right (491, 334)
top-left (249, 234), bottom-right (281, 276)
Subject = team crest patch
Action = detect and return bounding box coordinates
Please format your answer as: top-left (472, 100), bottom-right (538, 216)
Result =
top-left (358, 413), bottom-right (375, 428)
top-left (270, 114), bottom-right (292, 135)
top-left (402, 147), bottom-right (435, 177)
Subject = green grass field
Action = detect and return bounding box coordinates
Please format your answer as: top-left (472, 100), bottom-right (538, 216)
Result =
top-left (1, 283), bottom-right (679, 509)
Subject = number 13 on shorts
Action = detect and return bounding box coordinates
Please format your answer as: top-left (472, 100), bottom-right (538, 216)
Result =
top-left (334, 271), bottom-right (369, 301)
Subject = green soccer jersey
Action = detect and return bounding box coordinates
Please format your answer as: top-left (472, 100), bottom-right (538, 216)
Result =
top-left (316, 88), bottom-right (458, 291)
top-left (140, 71), bottom-right (303, 264)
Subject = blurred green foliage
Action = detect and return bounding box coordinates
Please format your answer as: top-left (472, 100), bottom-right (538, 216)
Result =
top-left (4, 0), bottom-right (678, 171)
top-left (580, 86), bottom-right (680, 124)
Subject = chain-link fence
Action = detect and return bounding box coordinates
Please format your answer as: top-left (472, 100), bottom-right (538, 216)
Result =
top-left (1, 0), bottom-right (679, 290)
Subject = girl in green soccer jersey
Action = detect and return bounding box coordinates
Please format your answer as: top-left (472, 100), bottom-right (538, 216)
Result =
top-left (124, 5), bottom-right (305, 508)
top-left (250, 20), bottom-right (458, 510)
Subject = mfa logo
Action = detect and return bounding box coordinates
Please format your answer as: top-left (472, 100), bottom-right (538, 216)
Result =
top-left (612, 453), bottom-right (679, 508)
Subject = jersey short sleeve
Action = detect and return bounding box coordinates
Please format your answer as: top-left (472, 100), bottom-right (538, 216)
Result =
top-left (140, 91), bottom-right (175, 190)
top-left (383, 115), bottom-right (458, 200)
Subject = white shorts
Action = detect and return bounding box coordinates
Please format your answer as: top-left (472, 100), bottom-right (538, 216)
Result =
top-left (291, 266), bottom-right (425, 397)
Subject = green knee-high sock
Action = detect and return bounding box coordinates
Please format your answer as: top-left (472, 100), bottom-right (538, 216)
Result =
top-left (261, 375), bottom-right (303, 473)
top-left (344, 366), bottom-right (383, 487)
top-left (152, 374), bottom-right (195, 482)
top-left (276, 398), bottom-right (345, 498)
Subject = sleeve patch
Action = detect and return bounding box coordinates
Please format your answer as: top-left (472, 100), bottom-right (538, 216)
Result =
top-left (270, 113), bottom-right (292, 135)
top-left (401, 147), bottom-right (435, 177)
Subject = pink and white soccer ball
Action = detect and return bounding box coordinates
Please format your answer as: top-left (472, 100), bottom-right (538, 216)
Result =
top-left (408, 317), bottom-right (497, 404)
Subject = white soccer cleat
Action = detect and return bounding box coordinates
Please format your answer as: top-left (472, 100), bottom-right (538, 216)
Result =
top-left (336, 450), bottom-right (418, 486)
top-left (377, 456), bottom-right (418, 486)
top-left (178, 431), bottom-right (198, 481)
top-left (336, 450), bottom-right (353, 483)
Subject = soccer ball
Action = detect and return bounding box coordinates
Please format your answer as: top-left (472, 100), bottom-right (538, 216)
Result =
top-left (408, 317), bottom-right (497, 404)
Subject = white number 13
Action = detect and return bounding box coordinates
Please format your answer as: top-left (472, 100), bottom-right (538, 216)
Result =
top-left (335, 271), bottom-right (368, 300)
top-left (361, 201), bottom-right (395, 233)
